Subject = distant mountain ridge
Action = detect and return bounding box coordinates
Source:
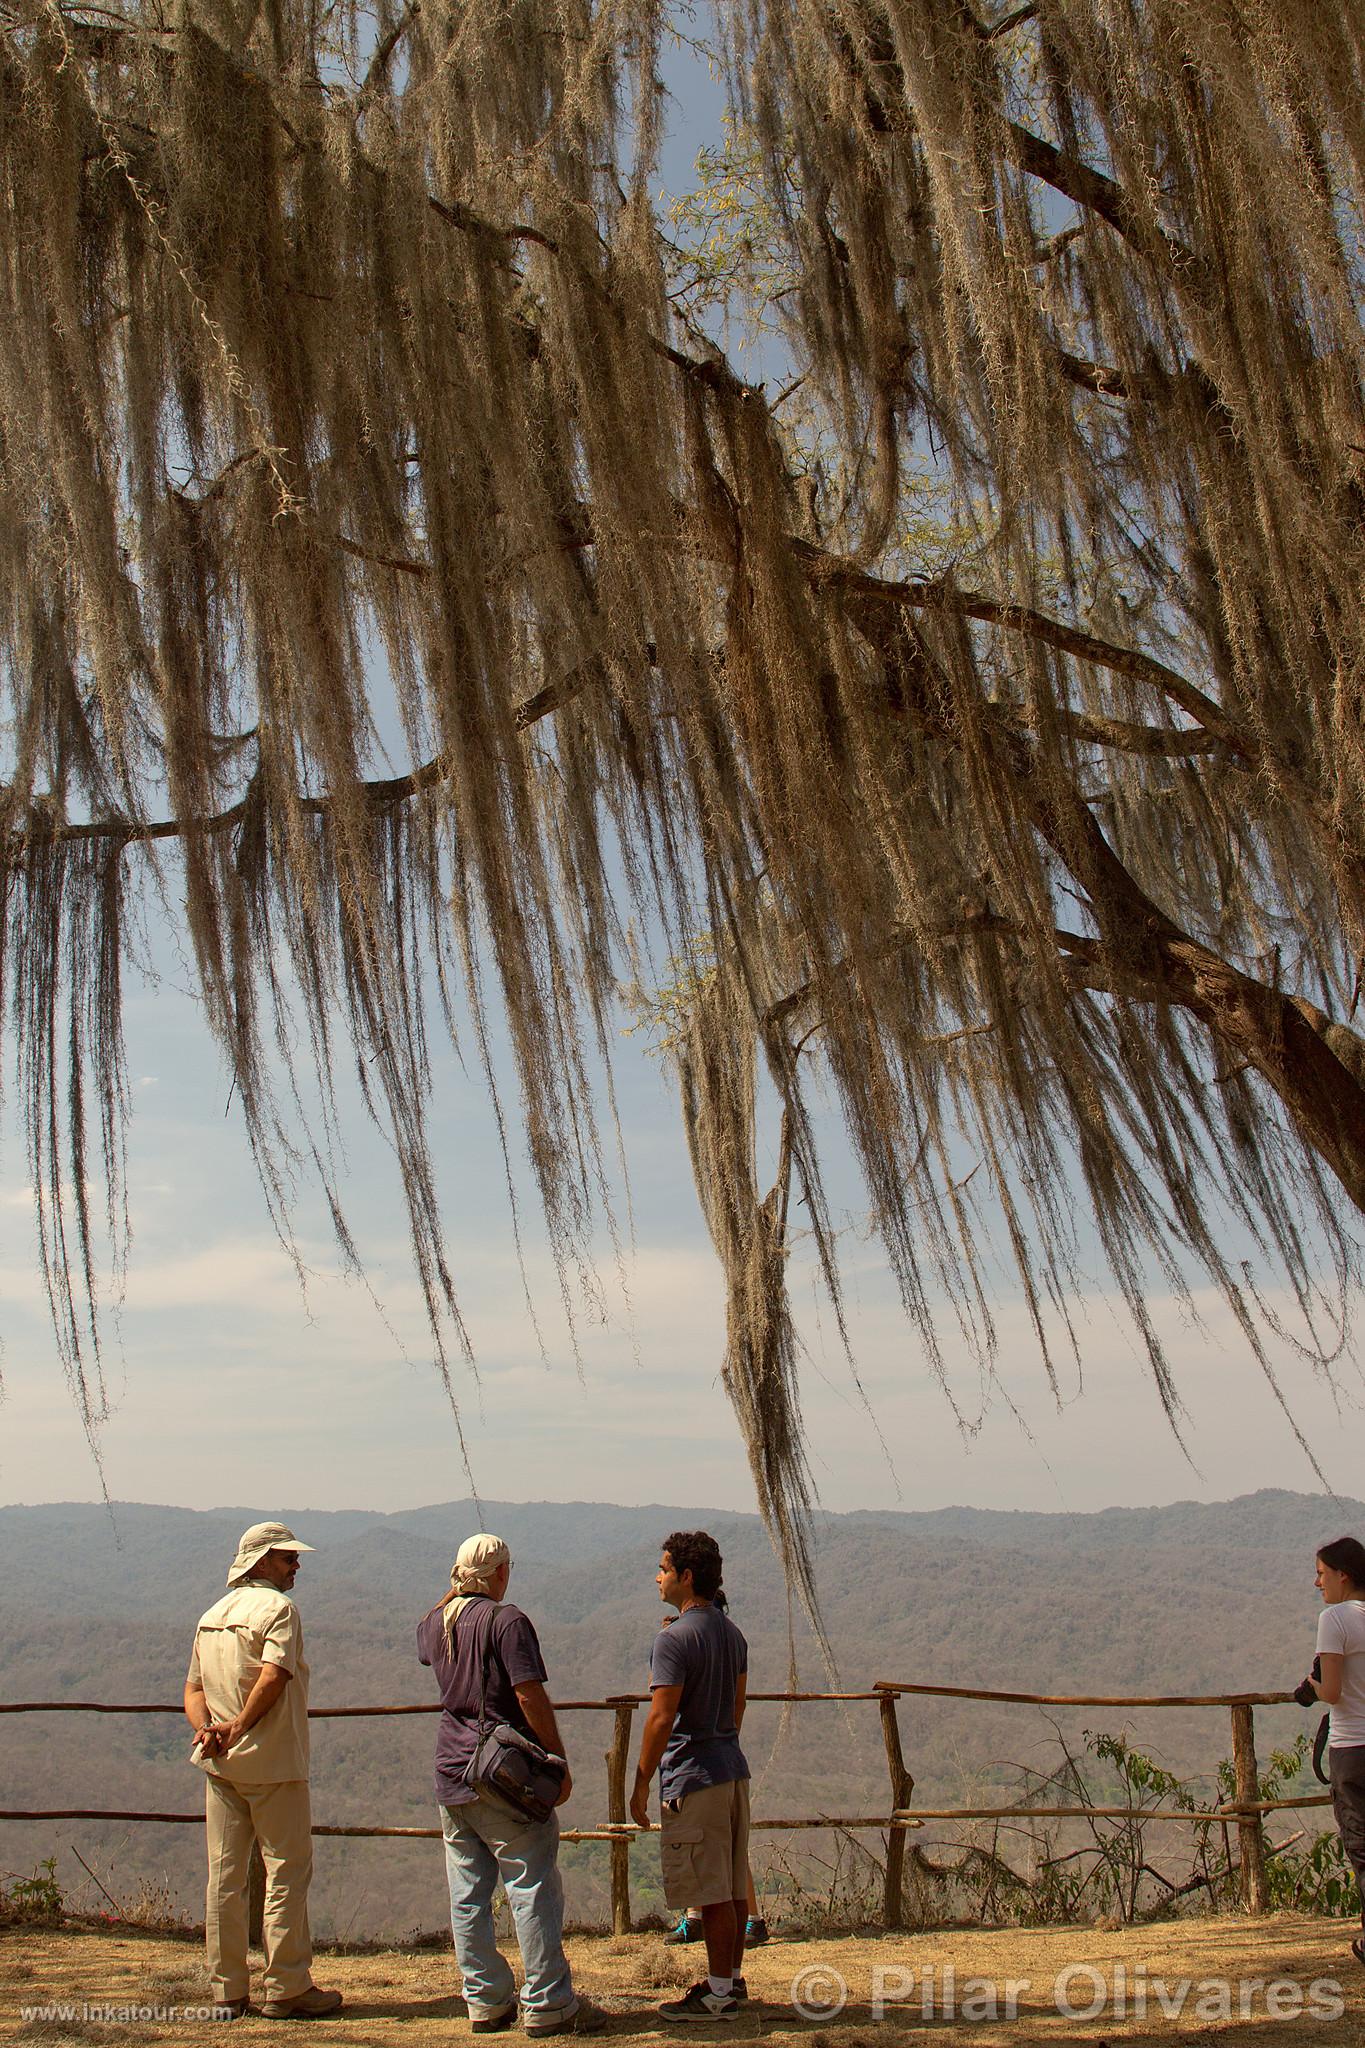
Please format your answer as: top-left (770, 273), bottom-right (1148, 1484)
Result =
top-left (7, 1482), bottom-right (1359, 1585)
top-left (0, 1488), bottom-right (1355, 1937)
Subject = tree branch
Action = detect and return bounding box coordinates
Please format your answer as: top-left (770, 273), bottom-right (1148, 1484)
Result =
top-left (795, 541), bottom-right (1248, 754)
top-left (831, 598), bottom-right (1365, 1214)
top-left (426, 194), bottom-right (559, 256)
top-left (1003, 703), bottom-right (1227, 759)
top-left (1057, 350), bottom-right (1145, 401)
top-left (1, 521), bottom-right (1246, 861)
top-left (358, 3), bottom-right (419, 104)
top-left (1024, 765), bottom-right (1365, 1211)
top-left (330, 530), bottom-right (430, 577)
top-left (968, 3), bottom-right (1039, 37)
top-left (166, 418), bottom-right (1237, 760)
top-left (1004, 121), bottom-right (1191, 273)
top-left (1, 653), bottom-right (616, 856)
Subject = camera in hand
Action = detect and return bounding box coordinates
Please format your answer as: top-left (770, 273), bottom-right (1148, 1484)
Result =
top-left (1292, 1654), bottom-right (1322, 1708)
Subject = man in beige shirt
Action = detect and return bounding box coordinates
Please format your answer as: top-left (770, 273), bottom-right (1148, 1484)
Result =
top-left (185, 1521), bottom-right (342, 2020)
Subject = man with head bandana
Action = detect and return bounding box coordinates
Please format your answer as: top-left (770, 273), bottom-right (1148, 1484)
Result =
top-left (417, 1533), bottom-right (604, 2036)
top-left (184, 1520), bottom-right (342, 2020)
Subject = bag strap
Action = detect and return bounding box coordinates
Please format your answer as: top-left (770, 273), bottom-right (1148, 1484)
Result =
top-left (452, 1596), bottom-right (502, 1744)
top-left (475, 1600), bottom-right (497, 1744)
top-left (1314, 1713), bottom-right (1331, 1785)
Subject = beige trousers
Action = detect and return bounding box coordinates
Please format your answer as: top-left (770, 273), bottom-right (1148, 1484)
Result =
top-left (204, 1775), bottom-right (315, 2003)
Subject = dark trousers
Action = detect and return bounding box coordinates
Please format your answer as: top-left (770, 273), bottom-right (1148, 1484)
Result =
top-left (1329, 1743), bottom-right (1365, 1930)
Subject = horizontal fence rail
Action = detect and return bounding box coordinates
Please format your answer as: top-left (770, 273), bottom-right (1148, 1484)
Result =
top-left (876, 1682), bottom-right (1295, 1708)
top-left (0, 1678), bottom-right (1320, 1927)
top-left (0, 1811), bottom-right (926, 1837)
top-left (0, 1692), bottom-right (884, 1714)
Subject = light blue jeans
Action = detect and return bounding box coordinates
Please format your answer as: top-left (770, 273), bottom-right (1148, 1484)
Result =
top-left (440, 1790), bottom-right (578, 2022)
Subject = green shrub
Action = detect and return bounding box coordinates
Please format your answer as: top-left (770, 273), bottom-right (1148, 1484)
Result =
top-left (1, 1857), bottom-right (66, 1924)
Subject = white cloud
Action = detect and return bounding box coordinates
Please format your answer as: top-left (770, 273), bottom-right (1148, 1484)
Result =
top-left (2, 1201), bottom-right (1361, 1519)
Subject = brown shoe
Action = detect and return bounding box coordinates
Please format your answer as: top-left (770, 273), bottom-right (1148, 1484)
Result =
top-left (260, 1985), bottom-right (344, 2019)
top-left (471, 2002), bottom-right (518, 2034)
top-left (211, 1998), bottom-right (250, 2021)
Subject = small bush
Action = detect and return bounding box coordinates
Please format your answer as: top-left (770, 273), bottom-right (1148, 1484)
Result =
top-left (1266, 1827), bottom-right (1360, 1917)
top-left (1, 1858), bottom-right (66, 1926)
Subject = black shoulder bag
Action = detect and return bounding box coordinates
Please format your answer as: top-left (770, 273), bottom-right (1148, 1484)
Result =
top-left (461, 1600), bottom-right (567, 1823)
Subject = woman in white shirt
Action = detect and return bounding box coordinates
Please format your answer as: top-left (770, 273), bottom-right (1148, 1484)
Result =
top-left (1307, 1535), bottom-right (1365, 1964)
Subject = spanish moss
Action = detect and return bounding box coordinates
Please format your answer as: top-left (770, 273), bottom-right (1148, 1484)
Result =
top-left (2, 0), bottom-right (1363, 1580)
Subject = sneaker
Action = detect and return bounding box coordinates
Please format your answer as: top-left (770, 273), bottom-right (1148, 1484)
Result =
top-left (744, 1917), bottom-right (768, 1945)
top-left (664, 1913), bottom-right (703, 1945)
top-left (471, 2002), bottom-right (518, 2033)
top-left (260, 1985), bottom-right (344, 2019)
top-left (658, 1982), bottom-right (740, 2024)
top-left (524, 1999), bottom-right (608, 2036)
top-left (1352, 1937), bottom-right (1365, 1969)
top-left (732, 1978), bottom-right (747, 2003)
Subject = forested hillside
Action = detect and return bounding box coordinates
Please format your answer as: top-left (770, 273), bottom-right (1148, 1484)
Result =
top-left (0, 1491), bottom-right (1347, 1936)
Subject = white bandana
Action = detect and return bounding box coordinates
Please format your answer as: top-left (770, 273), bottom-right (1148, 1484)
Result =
top-left (442, 1532), bottom-right (510, 1632)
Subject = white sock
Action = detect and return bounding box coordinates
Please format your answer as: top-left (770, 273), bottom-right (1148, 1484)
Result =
top-left (707, 1977), bottom-right (733, 1998)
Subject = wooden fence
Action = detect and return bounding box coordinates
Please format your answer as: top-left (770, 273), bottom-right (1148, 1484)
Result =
top-left (0, 1680), bottom-right (1328, 1930)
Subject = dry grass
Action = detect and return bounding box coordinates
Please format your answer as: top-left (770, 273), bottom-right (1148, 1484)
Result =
top-left (4, 1915), bottom-right (1365, 2045)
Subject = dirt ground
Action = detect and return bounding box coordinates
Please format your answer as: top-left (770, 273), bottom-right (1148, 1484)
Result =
top-left (5, 1916), bottom-right (1365, 2046)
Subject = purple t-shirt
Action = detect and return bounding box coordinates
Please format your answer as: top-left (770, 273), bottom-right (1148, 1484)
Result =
top-left (417, 1598), bottom-right (549, 1806)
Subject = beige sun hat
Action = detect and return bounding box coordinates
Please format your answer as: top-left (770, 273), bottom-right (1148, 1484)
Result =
top-left (227, 1520), bottom-right (316, 1586)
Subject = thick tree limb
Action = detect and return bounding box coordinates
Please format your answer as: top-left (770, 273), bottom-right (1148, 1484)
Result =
top-left (839, 602), bottom-right (1365, 1216)
top-left (764, 891), bottom-right (1365, 1223)
top-left (1022, 760), bottom-right (1365, 1214)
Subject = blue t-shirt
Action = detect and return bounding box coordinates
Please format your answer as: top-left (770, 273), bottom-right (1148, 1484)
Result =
top-left (650, 1604), bottom-right (749, 1801)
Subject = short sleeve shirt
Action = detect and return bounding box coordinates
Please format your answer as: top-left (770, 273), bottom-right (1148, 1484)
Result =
top-left (650, 1604), bottom-right (748, 1802)
top-left (187, 1579), bottom-right (309, 1783)
top-left (1316, 1601), bottom-right (1365, 1746)
top-left (417, 1598), bottom-right (549, 1806)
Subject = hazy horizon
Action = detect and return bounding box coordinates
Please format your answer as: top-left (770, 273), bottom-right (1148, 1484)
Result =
top-left (3, 1481), bottom-right (1359, 1520)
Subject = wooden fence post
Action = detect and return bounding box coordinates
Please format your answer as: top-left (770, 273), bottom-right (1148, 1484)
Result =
top-left (606, 1697), bottom-right (637, 1934)
top-left (1229, 1704), bottom-right (1268, 1915)
top-left (876, 1686), bottom-right (915, 1931)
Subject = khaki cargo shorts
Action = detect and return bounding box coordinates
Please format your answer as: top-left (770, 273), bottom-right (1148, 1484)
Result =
top-left (659, 1777), bottom-right (751, 1910)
